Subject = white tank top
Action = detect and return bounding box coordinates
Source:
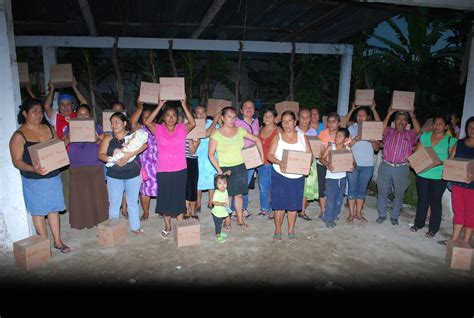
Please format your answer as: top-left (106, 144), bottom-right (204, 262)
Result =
top-left (273, 131), bottom-right (307, 179)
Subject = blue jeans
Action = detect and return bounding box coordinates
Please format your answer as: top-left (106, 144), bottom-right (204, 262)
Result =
top-left (257, 164), bottom-right (272, 212)
top-left (376, 162), bottom-right (410, 220)
top-left (347, 166), bottom-right (374, 200)
top-left (323, 177), bottom-right (346, 224)
top-left (106, 175), bottom-right (141, 231)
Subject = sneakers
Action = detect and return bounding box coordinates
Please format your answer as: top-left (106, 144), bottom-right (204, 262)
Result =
top-left (219, 232), bottom-right (228, 239)
top-left (390, 218), bottom-right (399, 225)
top-left (215, 236), bottom-right (226, 243)
top-left (376, 217), bottom-right (386, 224)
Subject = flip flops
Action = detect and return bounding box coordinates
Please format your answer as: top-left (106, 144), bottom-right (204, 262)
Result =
top-left (54, 244), bottom-right (71, 254)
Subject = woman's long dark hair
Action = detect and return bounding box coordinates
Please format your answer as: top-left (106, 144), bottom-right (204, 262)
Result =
top-left (17, 98), bottom-right (50, 126)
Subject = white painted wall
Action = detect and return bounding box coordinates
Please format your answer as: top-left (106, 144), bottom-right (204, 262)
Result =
top-left (0, 0), bottom-right (34, 250)
top-left (461, 25), bottom-right (474, 139)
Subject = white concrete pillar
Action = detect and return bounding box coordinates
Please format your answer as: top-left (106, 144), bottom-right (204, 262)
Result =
top-left (0, 0), bottom-right (34, 250)
top-left (337, 53), bottom-right (352, 116)
top-left (42, 45), bottom-right (56, 91)
top-left (461, 24), bottom-right (474, 139)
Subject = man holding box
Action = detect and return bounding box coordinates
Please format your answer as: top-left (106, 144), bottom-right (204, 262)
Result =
top-left (376, 107), bottom-right (420, 225)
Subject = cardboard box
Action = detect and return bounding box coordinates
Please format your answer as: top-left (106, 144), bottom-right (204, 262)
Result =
top-left (275, 101), bottom-right (299, 122)
top-left (207, 99), bottom-right (232, 116)
top-left (281, 149), bottom-right (312, 175)
top-left (322, 116), bottom-right (328, 127)
top-left (242, 145), bottom-right (263, 169)
top-left (392, 90), bottom-right (415, 111)
top-left (391, 122), bottom-right (411, 130)
top-left (354, 89), bottom-right (374, 106)
top-left (307, 136), bottom-right (322, 158)
top-left (328, 149), bottom-right (355, 172)
top-left (69, 118), bottom-right (96, 143)
top-left (446, 239), bottom-right (472, 271)
top-left (358, 121), bottom-right (384, 140)
top-left (13, 235), bottom-right (51, 271)
top-left (18, 63), bottom-right (29, 87)
top-left (173, 221), bottom-right (200, 248)
top-left (28, 139), bottom-right (70, 174)
top-left (408, 147), bottom-right (441, 174)
top-left (186, 118), bottom-right (206, 140)
top-left (102, 110), bottom-right (126, 132)
top-left (138, 81), bottom-right (160, 105)
top-left (443, 159), bottom-right (474, 183)
top-left (159, 77), bottom-right (185, 100)
top-left (98, 219), bottom-right (129, 247)
top-left (50, 64), bottom-right (73, 88)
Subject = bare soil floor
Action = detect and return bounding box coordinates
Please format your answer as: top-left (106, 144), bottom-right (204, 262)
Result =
top-left (1, 191), bottom-right (473, 291)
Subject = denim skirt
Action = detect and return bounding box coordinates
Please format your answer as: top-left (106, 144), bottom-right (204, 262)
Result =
top-left (21, 175), bottom-right (66, 216)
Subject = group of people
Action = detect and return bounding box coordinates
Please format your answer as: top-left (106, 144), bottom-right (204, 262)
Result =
top-left (9, 80), bottom-right (474, 252)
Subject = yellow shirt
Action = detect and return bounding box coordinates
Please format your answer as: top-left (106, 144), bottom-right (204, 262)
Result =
top-left (211, 127), bottom-right (246, 167)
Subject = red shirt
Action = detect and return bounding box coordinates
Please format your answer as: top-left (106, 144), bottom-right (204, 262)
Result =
top-left (259, 127), bottom-right (279, 164)
top-left (55, 111), bottom-right (77, 140)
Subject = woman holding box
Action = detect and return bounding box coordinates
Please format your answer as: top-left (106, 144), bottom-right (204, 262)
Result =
top-left (208, 107), bottom-right (264, 231)
top-left (194, 105), bottom-right (220, 212)
top-left (130, 101), bottom-right (158, 221)
top-left (258, 106), bottom-right (281, 219)
top-left (145, 100), bottom-right (195, 239)
top-left (345, 102), bottom-right (381, 223)
top-left (99, 112), bottom-right (147, 236)
top-left (267, 111), bottom-right (312, 241)
top-left (9, 99), bottom-right (70, 253)
top-left (410, 115), bottom-right (457, 238)
top-left (445, 116), bottom-right (474, 243)
top-left (63, 104), bottom-right (108, 229)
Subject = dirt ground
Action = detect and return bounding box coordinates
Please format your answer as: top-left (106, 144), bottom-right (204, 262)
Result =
top-left (1, 190), bottom-right (473, 291)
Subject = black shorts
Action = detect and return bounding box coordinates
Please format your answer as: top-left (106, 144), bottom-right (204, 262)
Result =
top-left (317, 163), bottom-right (327, 198)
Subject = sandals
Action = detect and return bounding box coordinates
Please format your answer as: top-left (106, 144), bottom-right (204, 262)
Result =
top-left (410, 225), bottom-right (421, 232)
top-left (191, 215), bottom-right (199, 221)
top-left (53, 244), bottom-right (71, 254)
top-left (356, 215), bottom-right (368, 222)
top-left (272, 233), bottom-right (282, 242)
top-left (160, 229), bottom-right (171, 239)
top-left (288, 233), bottom-right (297, 242)
top-left (425, 231), bottom-right (436, 238)
top-left (347, 216), bottom-right (355, 224)
top-left (237, 222), bottom-right (249, 231)
top-left (132, 228), bottom-right (144, 237)
top-left (223, 224), bottom-right (232, 232)
top-left (268, 213), bottom-right (274, 220)
top-left (298, 213), bottom-right (312, 221)
top-left (183, 215), bottom-right (190, 220)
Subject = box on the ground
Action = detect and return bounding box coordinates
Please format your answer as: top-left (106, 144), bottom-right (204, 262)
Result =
top-left (138, 81), bottom-right (160, 105)
top-left (18, 63), bottom-right (29, 87)
top-left (159, 77), bottom-right (185, 100)
top-left (102, 110), bottom-right (127, 132)
top-left (69, 118), bottom-right (96, 142)
top-left (392, 90), bottom-right (415, 111)
top-left (275, 101), bottom-right (299, 122)
top-left (186, 118), bottom-right (206, 139)
top-left (446, 239), bottom-right (472, 271)
top-left (354, 89), bottom-right (374, 106)
top-left (391, 122), bottom-right (411, 130)
top-left (50, 64), bottom-right (73, 88)
top-left (443, 159), bottom-right (474, 183)
top-left (207, 99), bottom-right (232, 116)
top-left (173, 221), bottom-right (200, 247)
top-left (358, 121), bottom-right (384, 140)
top-left (307, 136), bottom-right (322, 158)
top-left (98, 219), bottom-right (129, 247)
top-left (242, 145), bottom-right (263, 169)
top-left (408, 146), bottom-right (441, 174)
top-left (13, 235), bottom-right (51, 271)
top-left (28, 139), bottom-right (69, 174)
top-left (281, 149), bottom-right (312, 175)
top-left (328, 149), bottom-right (355, 172)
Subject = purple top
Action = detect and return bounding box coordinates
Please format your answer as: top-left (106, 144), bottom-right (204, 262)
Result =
top-left (65, 123), bottom-right (104, 167)
top-left (236, 117), bottom-right (260, 148)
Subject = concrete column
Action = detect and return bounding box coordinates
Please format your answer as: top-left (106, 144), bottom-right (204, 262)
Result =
top-left (461, 24), bottom-right (474, 139)
top-left (337, 53), bottom-right (352, 116)
top-left (0, 0), bottom-right (34, 250)
top-left (42, 45), bottom-right (56, 91)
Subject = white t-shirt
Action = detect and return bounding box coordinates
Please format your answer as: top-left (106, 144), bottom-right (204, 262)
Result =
top-left (273, 131), bottom-right (308, 179)
top-left (325, 142), bottom-right (347, 180)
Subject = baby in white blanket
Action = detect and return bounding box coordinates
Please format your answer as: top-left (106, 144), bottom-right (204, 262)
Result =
top-left (106, 129), bottom-right (148, 167)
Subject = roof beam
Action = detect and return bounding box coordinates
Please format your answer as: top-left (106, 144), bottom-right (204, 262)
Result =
top-left (191, 0), bottom-right (226, 39)
top-left (15, 35), bottom-right (353, 55)
top-left (356, 0), bottom-right (474, 11)
top-left (77, 0), bottom-right (98, 36)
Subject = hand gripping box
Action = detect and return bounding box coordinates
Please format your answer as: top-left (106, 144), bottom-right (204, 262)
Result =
top-left (138, 81), bottom-right (160, 105)
top-left (13, 235), bottom-right (51, 271)
top-left (28, 139), bottom-right (70, 174)
top-left (408, 147), bottom-right (441, 174)
top-left (186, 118), bottom-right (206, 140)
top-left (328, 149), bottom-right (355, 172)
top-left (242, 145), bottom-right (264, 169)
top-left (50, 63), bottom-right (74, 88)
top-left (159, 77), bottom-right (185, 100)
top-left (392, 90), bottom-right (415, 111)
top-left (281, 149), bottom-right (312, 175)
top-left (354, 89), bottom-right (374, 106)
